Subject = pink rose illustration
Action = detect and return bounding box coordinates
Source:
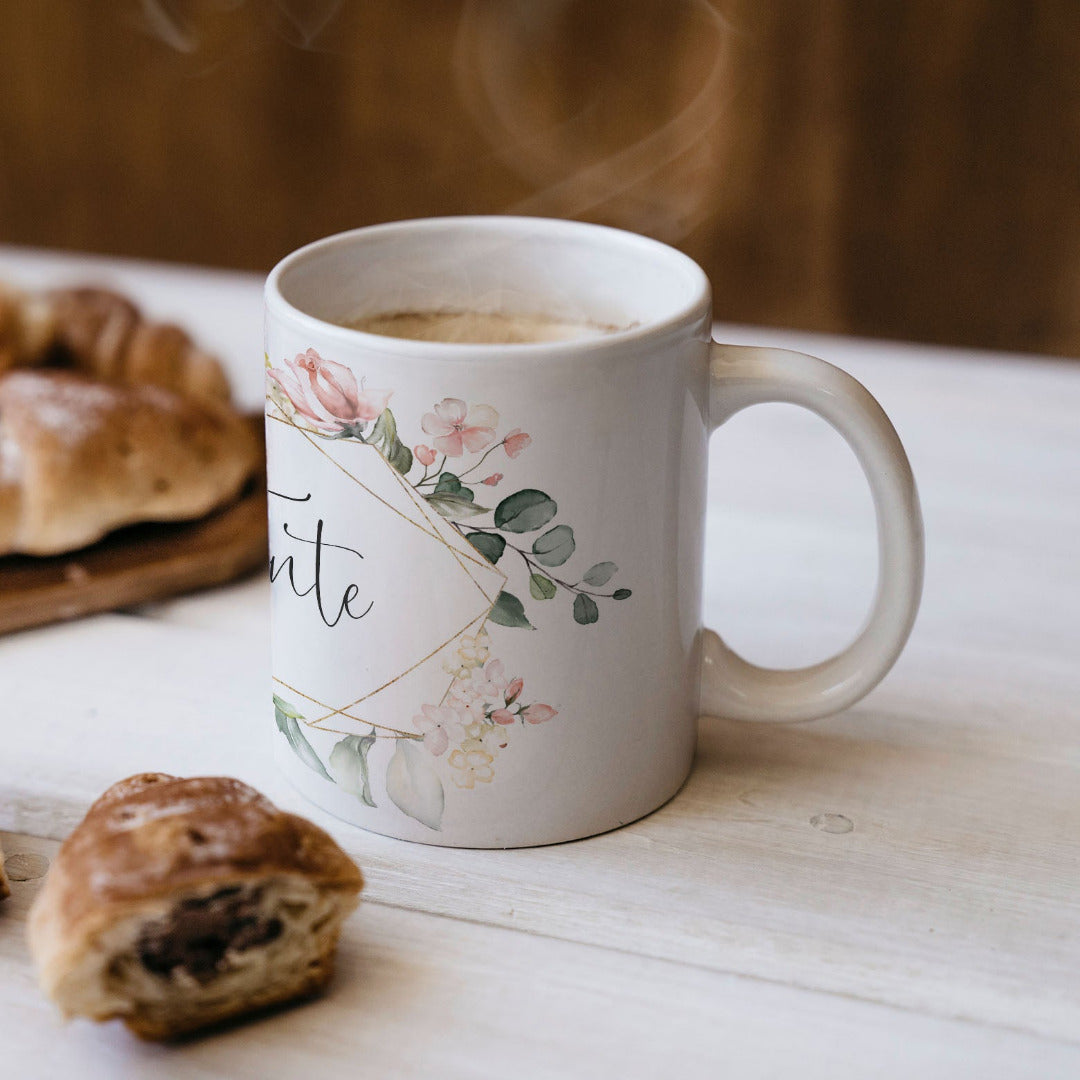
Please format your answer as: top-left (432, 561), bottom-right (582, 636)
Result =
top-left (503, 428), bottom-right (531, 458)
top-left (481, 472), bottom-right (504, 486)
top-left (490, 708), bottom-right (516, 726)
top-left (414, 444), bottom-right (437, 467)
top-left (412, 704), bottom-right (463, 756)
top-left (504, 676), bottom-right (523, 705)
top-left (269, 348), bottom-right (390, 433)
top-left (523, 704), bottom-right (557, 724)
top-left (421, 398), bottom-right (499, 457)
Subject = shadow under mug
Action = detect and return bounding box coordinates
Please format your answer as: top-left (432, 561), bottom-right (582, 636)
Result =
top-left (264, 217), bottom-right (923, 848)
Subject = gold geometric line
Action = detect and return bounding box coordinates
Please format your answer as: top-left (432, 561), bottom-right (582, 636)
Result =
top-left (307, 592), bottom-right (498, 725)
top-left (266, 400), bottom-right (507, 603)
top-left (388, 464), bottom-right (505, 583)
top-left (272, 675), bottom-right (416, 738)
top-left (436, 610), bottom-right (491, 707)
top-left (306, 723), bottom-right (403, 739)
top-left (379, 449), bottom-right (508, 605)
top-left (382, 454), bottom-right (509, 581)
top-left (266, 408), bottom-right (446, 545)
top-left (266, 400), bottom-right (507, 726)
top-left (342, 438), bottom-right (500, 608)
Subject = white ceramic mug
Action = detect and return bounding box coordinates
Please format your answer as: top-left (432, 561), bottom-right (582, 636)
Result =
top-left (264, 217), bottom-right (923, 848)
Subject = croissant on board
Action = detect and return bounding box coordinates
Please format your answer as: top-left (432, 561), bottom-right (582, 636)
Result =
top-left (28, 774), bottom-right (363, 1040)
top-left (0, 370), bottom-right (258, 556)
top-left (0, 282), bottom-right (231, 405)
top-left (0, 282), bottom-right (55, 374)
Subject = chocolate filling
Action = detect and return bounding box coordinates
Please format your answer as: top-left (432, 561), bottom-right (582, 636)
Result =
top-left (137, 886), bottom-right (283, 982)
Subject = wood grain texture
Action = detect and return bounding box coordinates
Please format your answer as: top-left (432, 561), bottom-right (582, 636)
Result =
top-left (0, 2), bottom-right (1077, 355)
top-left (3, 831), bottom-right (1078, 1079)
top-left (0, 479), bottom-right (266, 636)
top-left (1, 253), bottom-right (1079, 1071)
top-left (5, 619), bottom-right (1077, 1040)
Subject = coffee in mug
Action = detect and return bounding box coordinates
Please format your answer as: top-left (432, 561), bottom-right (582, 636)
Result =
top-left (342, 309), bottom-right (618, 344)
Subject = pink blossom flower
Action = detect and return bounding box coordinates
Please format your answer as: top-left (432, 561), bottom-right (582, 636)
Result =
top-left (412, 704), bottom-right (463, 756)
top-left (490, 708), bottom-right (516, 726)
top-left (523, 703), bottom-right (558, 724)
top-left (269, 348), bottom-right (390, 433)
top-left (504, 676), bottom-right (523, 705)
top-left (503, 428), bottom-right (532, 458)
top-left (450, 682), bottom-right (480, 706)
top-left (480, 473), bottom-right (503, 486)
top-left (415, 444), bottom-right (437, 467)
top-left (469, 658), bottom-right (510, 704)
top-left (421, 398), bottom-right (499, 458)
top-left (450, 692), bottom-right (486, 725)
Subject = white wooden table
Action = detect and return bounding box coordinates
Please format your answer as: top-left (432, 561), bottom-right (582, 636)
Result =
top-left (1, 246), bottom-right (1078, 1078)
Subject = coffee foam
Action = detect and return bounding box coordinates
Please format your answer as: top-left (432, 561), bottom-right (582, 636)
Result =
top-left (342, 309), bottom-right (616, 345)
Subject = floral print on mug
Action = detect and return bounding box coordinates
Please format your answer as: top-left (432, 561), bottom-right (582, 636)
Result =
top-left (268, 348), bottom-right (631, 830)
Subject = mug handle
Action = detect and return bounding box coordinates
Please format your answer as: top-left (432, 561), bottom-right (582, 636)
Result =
top-left (701, 343), bottom-right (924, 722)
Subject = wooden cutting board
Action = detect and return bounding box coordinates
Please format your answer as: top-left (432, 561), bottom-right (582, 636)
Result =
top-left (0, 418), bottom-right (267, 636)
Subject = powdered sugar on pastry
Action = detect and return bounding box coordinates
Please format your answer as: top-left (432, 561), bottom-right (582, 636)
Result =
top-left (0, 370), bottom-right (258, 555)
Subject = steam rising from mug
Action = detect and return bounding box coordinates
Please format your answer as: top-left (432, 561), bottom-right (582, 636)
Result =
top-left (453, 0), bottom-right (731, 242)
top-left (136, 0), bottom-right (343, 54)
top-left (137, 0), bottom-right (730, 242)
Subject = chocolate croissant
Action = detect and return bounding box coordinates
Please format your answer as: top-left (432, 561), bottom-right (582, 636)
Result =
top-left (0, 283), bottom-right (231, 405)
top-left (28, 774), bottom-right (363, 1040)
top-left (0, 370), bottom-right (258, 555)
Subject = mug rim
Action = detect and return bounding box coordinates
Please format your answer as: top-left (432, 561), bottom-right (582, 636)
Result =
top-left (265, 216), bottom-right (712, 361)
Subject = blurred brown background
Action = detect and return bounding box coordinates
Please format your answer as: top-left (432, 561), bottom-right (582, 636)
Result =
top-left (0, 0), bottom-right (1077, 355)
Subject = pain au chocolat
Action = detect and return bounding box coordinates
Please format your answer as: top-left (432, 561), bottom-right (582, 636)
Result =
top-left (28, 773), bottom-right (363, 1040)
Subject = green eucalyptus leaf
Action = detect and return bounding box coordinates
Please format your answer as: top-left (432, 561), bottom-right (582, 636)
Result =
top-left (425, 493), bottom-right (490, 518)
top-left (573, 593), bottom-right (599, 625)
top-left (466, 532), bottom-right (506, 564)
top-left (613, 588), bottom-right (633, 600)
top-left (370, 409), bottom-right (412, 474)
top-left (434, 471), bottom-right (476, 500)
top-left (583, 561), bottom-right (618, 586)
top-left (272, 693), bottom-right (304, 720)
top-left (274, 707), bottom-right (333, 781)
top-left (529, 572), bottom-right (557, 600)
top-left (488, 590), bottom-right (532, 628)
top-left (493, 489), bottom-right (557, 533)
top-left (532, 524), bottom-right (575, 567)
top-left (369, 409), bottom-right (393, 445)
top-left (329, 732), bottom-right (378, 807)
top-left (388, 440), bottom-right (413, 475)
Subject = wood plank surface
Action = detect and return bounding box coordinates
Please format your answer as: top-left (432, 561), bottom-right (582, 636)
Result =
top-left (0, 480), bottom-right (265, 636)
top-left (3, 613), bottom-right (1077, 1042)
top-left (3, 832), bottom-right (1077, 1079)
top-left (0, 251), bottom-right (1078, 1072)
